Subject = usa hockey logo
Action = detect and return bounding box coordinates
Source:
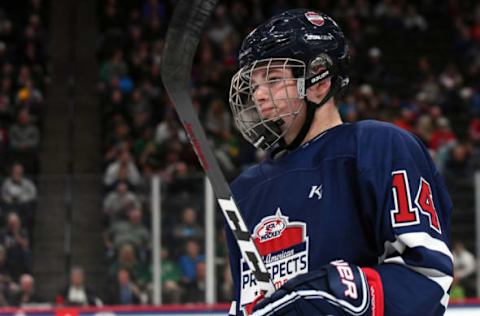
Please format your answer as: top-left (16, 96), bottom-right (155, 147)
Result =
top-left (255, 216), bottom-right (286, 242)
top-left (305, 11), bottom-right (325, 26)
top-left (240, 208), bottom-right (309, 314)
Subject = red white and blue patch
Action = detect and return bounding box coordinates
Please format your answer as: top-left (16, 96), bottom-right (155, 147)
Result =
top-left (305, 11), bottom-right (325, 26)
top-left (240, 208), bottom-right (309, 314)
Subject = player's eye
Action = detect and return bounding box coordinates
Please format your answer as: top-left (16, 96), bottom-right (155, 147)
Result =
top-left (268, 77), bottom-right (284, 88)
top-left (268, 76), bottom-right (282, 81)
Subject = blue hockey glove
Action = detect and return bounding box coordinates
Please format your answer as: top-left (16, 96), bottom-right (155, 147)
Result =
top-left (252, 260), bottom-right (384, 316)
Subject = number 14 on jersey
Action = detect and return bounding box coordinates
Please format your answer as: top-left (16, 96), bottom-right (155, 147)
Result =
top-left (390, 170), bottom-right (441, 234)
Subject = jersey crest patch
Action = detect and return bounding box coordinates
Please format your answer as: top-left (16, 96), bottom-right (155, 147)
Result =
top-left (240, 208), bottom-right (309, 314)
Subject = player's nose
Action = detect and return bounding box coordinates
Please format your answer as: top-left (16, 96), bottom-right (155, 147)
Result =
top-left (253, 86), bottom-right (275, 117)
top-left (253, 84), bottom-right (270, 106)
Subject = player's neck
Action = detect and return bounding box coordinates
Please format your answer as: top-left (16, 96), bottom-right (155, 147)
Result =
top-left (302, 101), bottom-right (342, 144)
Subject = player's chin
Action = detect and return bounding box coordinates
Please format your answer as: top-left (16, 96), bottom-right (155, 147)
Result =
top-left (282, 125), bottom-right (300, 144)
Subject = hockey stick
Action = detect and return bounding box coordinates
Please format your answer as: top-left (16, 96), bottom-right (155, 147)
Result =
top-left (161, 0), bottom-right (275, 298)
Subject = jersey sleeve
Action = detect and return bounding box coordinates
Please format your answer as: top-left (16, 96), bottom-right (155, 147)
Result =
top-left (357, 123), bottom-right (453, 316)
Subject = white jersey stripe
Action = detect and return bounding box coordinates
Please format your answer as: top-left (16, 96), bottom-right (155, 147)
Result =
top-left (441, 293), bottom-right (450, 309)
top-left (381, 232), bottom-right (452, 261)
top-left (228, 301), bottom-right (237, 316)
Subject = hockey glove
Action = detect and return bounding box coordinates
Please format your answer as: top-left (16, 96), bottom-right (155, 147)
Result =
top-left (252, 260), bottom-right (383, 316)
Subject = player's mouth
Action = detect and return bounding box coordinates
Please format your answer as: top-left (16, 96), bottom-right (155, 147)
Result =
top-left (260, 107), bottom-right (276, 118)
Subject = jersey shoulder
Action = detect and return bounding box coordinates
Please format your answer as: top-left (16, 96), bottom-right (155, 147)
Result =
top-left (354, 119), bottom-right (418, 143)
top-left (353, 120), bottom-right (432, 170)
top-left (230, 163), bottom-right (264, 203)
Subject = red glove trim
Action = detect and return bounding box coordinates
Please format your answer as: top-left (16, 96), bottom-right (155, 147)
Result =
top-left (361, 267), bottom-right (384, 316)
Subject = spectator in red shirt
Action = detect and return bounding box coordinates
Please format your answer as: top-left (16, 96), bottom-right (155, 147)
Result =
top-left (429, 116), bottom-right (457, 151)
top-left (469, 117), bottom-right (480, 144)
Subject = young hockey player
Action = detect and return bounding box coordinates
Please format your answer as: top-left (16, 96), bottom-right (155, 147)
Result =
top-left (226, 9), bottom-right (453, 316)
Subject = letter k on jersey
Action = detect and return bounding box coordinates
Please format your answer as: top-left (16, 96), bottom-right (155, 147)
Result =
top-left (309, 185), bottom-right (323, 200)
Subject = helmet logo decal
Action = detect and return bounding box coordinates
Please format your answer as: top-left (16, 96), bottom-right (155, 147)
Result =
top-left (304, 33), bottom-right (334, 41)
top-left (305, 12), bottom-right (325, 26)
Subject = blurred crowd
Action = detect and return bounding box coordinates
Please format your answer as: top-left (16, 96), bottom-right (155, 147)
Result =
top-left (0, 0), bottom-right (475, 309)
top-left (0, 0), bottom-right (47, 307)
top-left (452, 240), bottom-right (477, 300)
top-left (93, 0), bottom-right (480, 305)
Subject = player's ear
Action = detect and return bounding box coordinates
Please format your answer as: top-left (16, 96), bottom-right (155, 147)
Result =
top-left (306, 78), bottom-right (331, 104)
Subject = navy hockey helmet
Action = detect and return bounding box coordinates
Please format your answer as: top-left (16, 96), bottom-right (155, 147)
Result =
top-left (229, 9), bottom-right (350, 151)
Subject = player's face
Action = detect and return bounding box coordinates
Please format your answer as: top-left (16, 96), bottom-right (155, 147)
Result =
top-left (250, 64), bottom-right (306, 144)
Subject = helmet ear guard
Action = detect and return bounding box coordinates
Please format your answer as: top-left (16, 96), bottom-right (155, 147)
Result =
top-left (304, 53), bottom-right (349, 105)
top-left (306, 54), bottom-right (334, 86)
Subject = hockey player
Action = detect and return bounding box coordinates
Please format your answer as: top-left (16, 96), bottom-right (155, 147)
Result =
top-left (226, 9), bottom-right (453, 316)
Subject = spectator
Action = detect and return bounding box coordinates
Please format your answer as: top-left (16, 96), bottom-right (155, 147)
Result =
top-left (362, 47), bottom-right (390, 89)
top-left (100, 50), bottom-right (128, 83)
top-left (159, 248), bottom-right (181, 304)
top-left (135, 128), bottom-right (159, 172)
top-left (0, 98), bottom-right (13, 157)
top-left (0, 274), bottom-right (10, 306)
top-left (403, 5), bottom-right (427, 31)
top-left (414, 114), bottom-right (433, 146)
top-left (182, 261), bottom-right (206, 303)
top-left (429, 117), bottom-right (457, 151)
top-left (392, 107), bottom-right (415, 132)
top-left (154, 117), bottom-right (186, 146)
top-left (173, 207), bottom-right (204, 245)
top-left (1, 162), bottom-right (36, 235)
top-left (109, 243), bottom-right (149, 288)
top-left (443, 142), bottom-right (473, 180)
top-left (207, 5), bottom-right (235, 45)
top-left (105, 208), bottom-right (150, 255)
top-left (106, 120), bottom-right (132, 150)
top-left (0, 245), bottom-right (12, 279)
top-left (0, 213), bottom-right (31, 280)
top-left (103, 181), bottom-right (141, 221)
top-left (450, 277), bottom-right (466, 301)
top-left (439, 64), bottom-right (463, 92)
top-left (106, 268), bottom-right (142, 305)
top-left (8, 109), bottom-right (39, 174)
top-left (469, 89), bottom-right (480, 115)
top-left (15, 80), bottom-right (43, 114)
top-left (469, 116), bottom-right (480, 144)
top-left (56, 267), bottom-right (98, 307)
top-left (142, 0), bottom-right (166, 21)
top-left (7, 273), bottom-right (43, 306)
top-left (1, 162), bottom-right (37, 207)
top-left (205, 98), bottom-right (231, 141)
top-left (220, 259), bottom-right (233, 302)
top-left (178, 240), bottom-right (204, 284)
top-left (104, 149), bottom-right (142, 188)
top-left (453, 241), bottom-right (476, 296)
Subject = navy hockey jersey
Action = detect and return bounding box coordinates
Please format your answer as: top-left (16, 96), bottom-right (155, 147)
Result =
top-left (226, 120), bottom-right (453, 316)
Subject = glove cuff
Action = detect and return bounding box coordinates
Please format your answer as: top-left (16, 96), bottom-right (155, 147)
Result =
top-left (361, 268), bottom-right (384, 316)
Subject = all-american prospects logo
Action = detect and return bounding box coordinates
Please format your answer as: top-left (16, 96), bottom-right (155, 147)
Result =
top-left (240, 208), bottom-right (309, 314)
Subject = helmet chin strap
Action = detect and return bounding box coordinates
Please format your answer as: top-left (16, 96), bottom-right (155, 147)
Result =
top-left (284, 75), bottom-right (341, 151)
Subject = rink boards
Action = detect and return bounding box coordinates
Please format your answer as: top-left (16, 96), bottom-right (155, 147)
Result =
top-left (0, 303), bottom-right (478, 315)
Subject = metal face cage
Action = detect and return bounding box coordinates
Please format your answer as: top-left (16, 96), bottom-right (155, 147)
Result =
top-left (229, 58), bottom-right (306, 151)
